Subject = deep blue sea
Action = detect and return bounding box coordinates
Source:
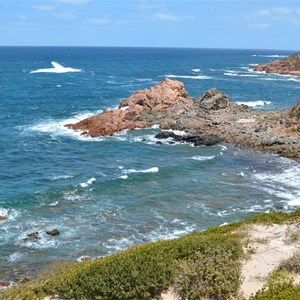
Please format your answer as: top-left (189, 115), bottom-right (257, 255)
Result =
top-left (1, 47), bottom-right (300, 278)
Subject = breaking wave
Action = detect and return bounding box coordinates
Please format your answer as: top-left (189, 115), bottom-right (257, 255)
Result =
top-left (30, 61), bottom-right (82, 74)
top-left (236, 101), bottom-right (271, 107)
top-left (165, 74), bottom-right (211, 80)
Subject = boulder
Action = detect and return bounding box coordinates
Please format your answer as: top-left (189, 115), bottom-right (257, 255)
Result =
top-left (119, 78), bottom-right (189, 110)
top-left (23, 232), bottom-right (39, 242)
top-left (46, 229), bottom-right (60, 236)
top-left (182, 135), bottom-right (224, 146)
top-left (197, 88), bottom-right (229, 110)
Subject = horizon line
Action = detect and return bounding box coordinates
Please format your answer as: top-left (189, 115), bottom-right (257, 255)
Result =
top-left (0, 45), bottom-right (297, 52)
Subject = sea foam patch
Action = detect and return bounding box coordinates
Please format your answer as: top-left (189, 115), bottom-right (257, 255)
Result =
top-left (236, 101), bottom-right (271, 107)
top-left (253, 161), bottom-right (300, 207)
top-left (22, 110), bottom-right (104, 141)
top-left (80, 178), bottom-right (96, 188)
top-left (165, 74), bottom-right (211, 80)
top-left (30, 61), bottom-right (82, 74)
top-left (123, 167), bottom-right (159, 174)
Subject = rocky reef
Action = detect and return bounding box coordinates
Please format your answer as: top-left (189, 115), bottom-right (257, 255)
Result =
top-left (252, 52), bottom-right (300, 76)
top-left (65, 78), bottom-right (300, 158)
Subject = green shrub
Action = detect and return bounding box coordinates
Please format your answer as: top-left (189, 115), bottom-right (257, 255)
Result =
top-left (250, 271), bottom-right (300, 300)
top-left (173, 245), bottom-right (242, 300)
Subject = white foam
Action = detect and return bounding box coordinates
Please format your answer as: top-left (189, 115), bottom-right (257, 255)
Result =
top-left (165, 74), bottom-right (211, 80)
top-left (224, 72), bottom-right (239, 76)
top-left (30, 61), bottom-right (82, 74)
top-left (53, 175), bottom-right (73, 180)
top-left (190, 155), bottom-right (215, 161)
top-left (49, 201), bottom-right (59, 206)
top-left (0, 208), bottom-right (19, 220)
top-left (252, 54), bottom-right (287, 58)
top-left (22, 110), bottom-right (104, 141)
top-left (288, 78), bottom-right (300, 83)
top-left (120, 106), bottom-right (129, 111)
top-left (191, 68), bottom-right (200, 72)
top-left (118, 175), bottom-right (128, 180)
top-left (124, 167), bottom-right (159, 174)
top-left (236, 101), bottom-right (271, 107)
top-left (18, 232), bottom-right (59, 249)
top-left (224, 72), bottom-right (258, 77)
top-left (8, 252), bottom-right (24, 263)
top-left (151, 124), bottom-right (160, 129)
top-left (80, 177), bottom-right (96, 188)
top-left (253, 162), bottom-right (300, 207)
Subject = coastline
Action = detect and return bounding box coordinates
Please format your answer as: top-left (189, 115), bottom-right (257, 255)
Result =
top-left (66, 78), bottom-right (300, 159)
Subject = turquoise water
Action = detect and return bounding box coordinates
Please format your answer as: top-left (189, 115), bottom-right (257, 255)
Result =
top-left (1, 47), bottom-right (300, 278)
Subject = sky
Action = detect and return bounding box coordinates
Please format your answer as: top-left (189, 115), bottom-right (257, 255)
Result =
top-left (0, 0), bottom-right (299, 49)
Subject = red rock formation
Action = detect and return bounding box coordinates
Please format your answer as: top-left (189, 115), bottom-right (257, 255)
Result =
top-left (252, 52), bottom-right (300, 76)
top-left (65, 78), bottom-right (189, 137)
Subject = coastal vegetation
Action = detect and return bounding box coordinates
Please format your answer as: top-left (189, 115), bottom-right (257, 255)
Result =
top-left (1, 209), bottom-right (300, 300)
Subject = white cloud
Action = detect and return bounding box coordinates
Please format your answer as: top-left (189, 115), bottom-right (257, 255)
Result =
top-left (55, 12), bottom-right (77, 20)
top-left (153, 12), bottom-right (193, 22)
top-left (243, 6), bottom-right (300, 28)
top-left (86, 18), bottom-right (110, 25)
top-left (56, 0), bottom-right (90, 5)
top-left (136, 0), bottom-right (166, 10)
top-left (33, 5), bottom-right (55, 11)
top-left (18, 15), bottom-right (29, 21)
top-left (249, 23), bottom-right (270, 30)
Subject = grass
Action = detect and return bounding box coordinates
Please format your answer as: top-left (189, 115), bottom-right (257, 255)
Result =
top-left (1, 209), bottom-right (300, 300)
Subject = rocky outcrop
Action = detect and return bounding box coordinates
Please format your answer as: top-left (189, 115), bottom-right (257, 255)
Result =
top-left (65, 78), bottom-right (189, 137)
top-left (66, 79), bottom-right (300, 158)
top-left (197, 88), bottom-right (229, 110)
top-left (252, 52), bottom-right (300, 76)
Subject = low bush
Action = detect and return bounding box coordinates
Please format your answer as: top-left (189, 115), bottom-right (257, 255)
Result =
top-left (250, 270), bottom-right (300, 300)
top-left (173, 245), bottom-right (242, 300)
top-left (2, 209), bottom-right (300, 300)
top-left (279, 251), bottom-right (300, 274)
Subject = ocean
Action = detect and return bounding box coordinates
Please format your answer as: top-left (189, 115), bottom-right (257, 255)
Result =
top-left (0, 47), bottom-right (300, 279)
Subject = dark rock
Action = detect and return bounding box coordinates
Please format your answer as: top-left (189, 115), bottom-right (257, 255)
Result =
top-left (23, 232), bottom-right (39, 242)
top-left (197, 88), bottom-right (229, 110)
top-left (155, 131), bottom-right (176, 139)
top-left (183, 135), bottom-right (223, 146)
top-left (46, 229), bottom-right (60, 236)
top-left (155, 141), bottom-right (162, 145)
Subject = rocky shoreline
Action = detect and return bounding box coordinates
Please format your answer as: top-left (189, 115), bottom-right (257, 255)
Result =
top-left (252, 52), bottom-right (300, 76)
top-left (66, 78), bottom-right (300, 158)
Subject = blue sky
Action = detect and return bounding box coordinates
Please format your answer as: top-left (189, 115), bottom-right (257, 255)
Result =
top-left (0, 0), bottom-right (299, 49)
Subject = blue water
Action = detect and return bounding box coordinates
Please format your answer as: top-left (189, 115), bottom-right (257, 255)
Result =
top-left (1, 47), bottom-right (300, 278)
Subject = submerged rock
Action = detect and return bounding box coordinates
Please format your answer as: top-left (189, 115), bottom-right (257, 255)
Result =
top-left (46, 229), bottom-right (60, 236)
top-left (0, 215), bottom-right (7, 221)
top-left (23, 232), bottom-right (39, 242)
